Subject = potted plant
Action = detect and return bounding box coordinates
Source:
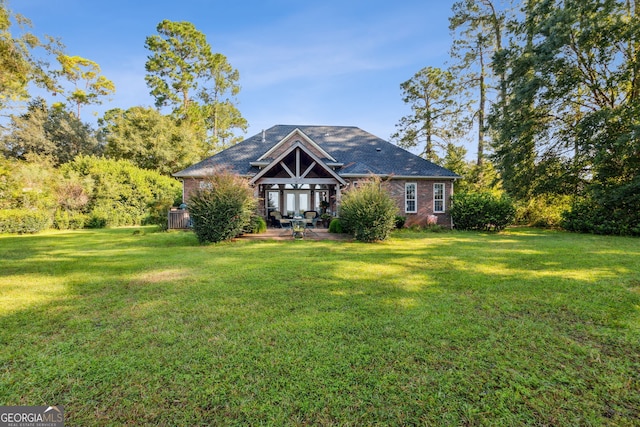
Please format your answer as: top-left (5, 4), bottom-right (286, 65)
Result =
top-left (320, 213), bottom-right (332, 228)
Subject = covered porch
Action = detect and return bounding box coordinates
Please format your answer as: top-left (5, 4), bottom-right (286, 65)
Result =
top-left (250, 140), bottom-right (346, 227)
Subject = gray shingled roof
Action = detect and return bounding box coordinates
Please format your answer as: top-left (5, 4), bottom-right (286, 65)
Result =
top-left (173, 125), bottom-right (460, 179)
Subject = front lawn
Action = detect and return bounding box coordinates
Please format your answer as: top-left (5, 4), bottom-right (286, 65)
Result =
top-left (1, 228), bottom-right (638, 425)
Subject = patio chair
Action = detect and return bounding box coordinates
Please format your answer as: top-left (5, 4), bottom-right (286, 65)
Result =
top-left (270, 211), bottom-right (285, 228)
top-left (303, 210), bottom-right (318, 228)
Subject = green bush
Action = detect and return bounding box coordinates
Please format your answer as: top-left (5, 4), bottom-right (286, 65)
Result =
top-left (451, 192), bottom-right (515, 231)
top-left (86, 209), bottom-right (108, 229)
top-left (395, 215), bottom-right (406, 229)
top-left (188, 171), bottom-right (257, 243)
top-left (54, 210), bottom-right (88, 230)
top-left (63, 156), bottom-right (181, 228)
top-left (245, 215), bottom-right (267, 234)
top-left (516, 194), bottom-right (573, 228)
top-left (0, 209), bottom-right (52, 234)
top-left (328, 218), bottom-right (344, 234)
top-left (562, 192), bottom-right (640, 236)
top-left (339, 178), bottom-right (398, 242)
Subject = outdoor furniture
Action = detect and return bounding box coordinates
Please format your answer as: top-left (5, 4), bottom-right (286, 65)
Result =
top-left (303, 210), bottom-right (318, 228)
top-left (270, 211), bottom-right (283, 227)
top-left (291, 218), bottom-right (306, 239)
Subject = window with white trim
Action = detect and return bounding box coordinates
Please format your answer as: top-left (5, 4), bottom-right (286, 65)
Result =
top-left (199, 180), bottom-right (212, 190)
top-left (433, 183), bottom-right (445, 213)
top-left (405, 183), bottom-right (417, 213)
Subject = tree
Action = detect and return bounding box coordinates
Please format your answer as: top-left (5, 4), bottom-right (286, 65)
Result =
top-left (1, 98), bottom-right (101, 165)
top-left (0, 0), bottom-right (61, 112)
top-left (449, 0), bottom-right (510, 172)
top-left (393, 66), bottom-right (469, 162)
top-left (145, 20), bottom-right (247, 156)
top-left (100, 106), bottom-right (203, 175)
top-left (54, 55), bottom-right (115, 119)
top-left (489, 0), bottom-right (640, 234)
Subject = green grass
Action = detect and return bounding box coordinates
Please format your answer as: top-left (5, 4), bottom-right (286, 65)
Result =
top-left (1, 227), bottom-right (639, 426)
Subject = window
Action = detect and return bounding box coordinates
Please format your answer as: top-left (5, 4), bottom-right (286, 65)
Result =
top-left (284, 191), bottom-right (310, 215)
top-left (266, 191), bottom-right (279, 213)
top-left (199, 180), bottom-right (212, 190)
top-left (434, 183), bottom-right (445, 213)
top-left (405, 183), bottom-right (417, 213)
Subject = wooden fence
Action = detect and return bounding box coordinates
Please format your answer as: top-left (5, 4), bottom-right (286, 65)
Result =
top-left (168, 210), bottom-right (191, 230)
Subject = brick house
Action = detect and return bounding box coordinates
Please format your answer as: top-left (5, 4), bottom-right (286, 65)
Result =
top-left (173, 125), bottom-right (459, 228)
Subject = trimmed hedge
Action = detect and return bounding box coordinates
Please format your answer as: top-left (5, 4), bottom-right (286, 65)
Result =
top-left (451, 192), bottom-right (515, 231)
top-left (0, 209), bottom-right (52, 234)
top-left (328, 218), bottom-right (344, 234)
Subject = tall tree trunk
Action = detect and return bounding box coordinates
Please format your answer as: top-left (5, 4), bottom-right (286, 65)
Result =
top-left (477, 36), bottom-right (486, 171)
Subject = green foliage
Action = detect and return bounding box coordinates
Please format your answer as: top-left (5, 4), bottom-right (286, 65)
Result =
top-left (100, 106), bottom-right (203, 175)
top-left (339, 179), bottom-right (398, 242)
top-left (63, 156), bottom-right (182, 228)
top-left (54, 54), bottom-right (115, 119)
top-left (394, 215), bottom-right (406, 229)
top-left (144, 20), bottom-right (246, 155)
top-left (489, 0), bottom-right (640, 208)
top-left (1, 98), bottom-right (101, 165)
top-left (0, 2), bottom-right (61, 110)
top-left (188, 170), bottom-right (256, 243)
top-left (328, 218), bottom-right (344, 234)
top-left (451, 191), bottom-right (515, 231)
top-left (393, 66), bottom-right (469, 162)
top-left (562, 184), bottom-right (640, 236)
top-left (245, 215), bottom-right (267, 234)
top-left (0, 208), bottom-right (51, 233)
top-left (0, 154), bottom-right (58, 211)
top-left (516, 194), bottom-right (573, 228)
top-left (53, 209), bottom-right (87, 230)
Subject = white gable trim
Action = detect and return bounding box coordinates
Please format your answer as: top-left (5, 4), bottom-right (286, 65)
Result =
top-left (257, 128), bottom-right (337, 162)
top-left (250, 140), bottom-right (346, 186)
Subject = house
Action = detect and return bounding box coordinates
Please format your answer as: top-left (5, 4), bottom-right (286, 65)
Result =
top-left (173, 125), bottom-right (460, 227)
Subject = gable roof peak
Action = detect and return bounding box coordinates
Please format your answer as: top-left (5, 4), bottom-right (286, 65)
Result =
top-left (257, 127), bottom-right (337, 162)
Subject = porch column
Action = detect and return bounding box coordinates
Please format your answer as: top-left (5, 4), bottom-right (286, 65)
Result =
top-left (254, 184), bottom-right (263, 217)
top-left (335, 184), bottom-right (341, 216)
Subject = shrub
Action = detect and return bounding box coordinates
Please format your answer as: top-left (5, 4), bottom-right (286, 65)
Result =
top-left (188, 171), bottom-right (257, 243)
top-left (86, 209), bottom-right (108, 229)
top-left (516, 194), bottom-right (573, 228)
top-left (395, 215), bottom-right (406, 229)
top-left (451, 191), bottom-right (515, 231)
top-left (339, 178), bottom-right (398, 242)
top-left (245, 215), bottom-right (267, 234)
top-left (0, 209), bottom-right (52, 234)
top-left (328, 218), bottom-right (344, 233)
top-left (54, 210), bottom-right (88, 230)
top-left (63, 156), bottom-right (182, 228)
top-left (562, 192), bottom-right (640, 236)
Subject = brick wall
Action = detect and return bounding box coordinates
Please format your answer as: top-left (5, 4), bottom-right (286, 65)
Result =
top-left (382, 179), bottom-right (454, 228)
top-left (180, 176), bottom-right (455, 228)
top-left (182, 178), bottom-right (201, 203)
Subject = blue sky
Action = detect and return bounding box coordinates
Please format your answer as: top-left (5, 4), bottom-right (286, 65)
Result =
top-left (11, 0), bottom-right (462, 153)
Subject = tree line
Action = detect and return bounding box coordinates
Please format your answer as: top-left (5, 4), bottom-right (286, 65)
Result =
top-left (394, 0), bottom-right (639, 235)
top-left (2, 0), bottom-right (638, 235)
top-left (1, 1), bottom-right (246, 173)
top-left (0, 0), bottom-right (247, 231)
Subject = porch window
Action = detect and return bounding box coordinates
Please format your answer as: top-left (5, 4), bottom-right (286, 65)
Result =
top-left (405, 183), bottom-right (417, 213)
top-left (266, 191), bottom-right (279, 214)
top-left (434, 183), bottom-right (445, 213)
top-left (285, 191), bottom-right (310, 215)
